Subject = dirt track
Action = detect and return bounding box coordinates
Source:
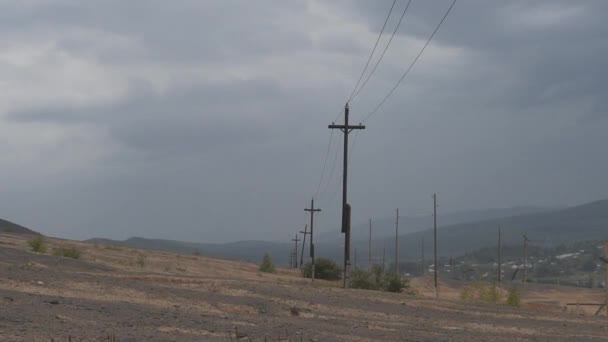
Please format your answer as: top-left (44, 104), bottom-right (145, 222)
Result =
top-left (0, 233), bottom-right (607, 341)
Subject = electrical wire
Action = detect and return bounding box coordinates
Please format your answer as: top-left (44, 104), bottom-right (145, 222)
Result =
top-left (352, 0), bottom-right (413, 101)
top-left (363, 0), bottom-right (457, 123)
top-left (348, 0), bottom-right (399, 102)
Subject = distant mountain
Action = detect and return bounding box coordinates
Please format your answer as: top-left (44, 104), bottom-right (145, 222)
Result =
top-left (0, 218), bottom-right (38, 235)
top-left (86, 199), bottom-right (608, 267)
top-left (318, 206), bottom-right (553, 242)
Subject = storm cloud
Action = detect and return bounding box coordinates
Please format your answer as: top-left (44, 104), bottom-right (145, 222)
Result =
top-left (0, 0), bottom-right (606, 243)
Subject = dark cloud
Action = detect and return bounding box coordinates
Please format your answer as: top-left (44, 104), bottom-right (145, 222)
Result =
top-left (0, 1), bottom-right (606, 243)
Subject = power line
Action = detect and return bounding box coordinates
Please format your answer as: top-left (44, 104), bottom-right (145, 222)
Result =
top-left (363, 0), bottom-right (457, 123)
top-left (348, 0), bottom-right (399, 102)
top-left (352, 0), bottom-right (413, 101)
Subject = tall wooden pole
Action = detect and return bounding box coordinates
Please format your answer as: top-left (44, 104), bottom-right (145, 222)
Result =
top-left (433, 193), bottom-right (438, 298)
top-left (291, 234), bottom-right (300, 268)
top-left (395, 208), bottom-right (399, 275)
top-left (368, 219), bottom-right (372, 271)
top-left (522, 233), bottom-right (528, 286)
top-left (328, 103), bottom-right (365, 288)
top-left (498, 226), bottom-right (502, 287)
top-left (304, 199), bottom-right (321, 281)
top-left (299, 224), bottom-right (308, 268)
top-left (604, 241), bottom-right (607, 319)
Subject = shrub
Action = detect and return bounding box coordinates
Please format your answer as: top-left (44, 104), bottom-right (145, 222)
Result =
top-left (351, 269), bottom-right (378, 290)
top-left (506, 286), bottom-right (521, 307)
top-left (383, 272), bottom-right (408, 293)
top-left (53, 247), bottom-right (81, 259)
top-left (461, 282), bottom-right (500, 303)
top-left (28, 235), bottom-right (47, 254)
top-left (303, 258), bottom-right (342, 281)
top-left (259, 253), bottom-right (275, 273)
top-left (136, 253), bottom-right (146, 268)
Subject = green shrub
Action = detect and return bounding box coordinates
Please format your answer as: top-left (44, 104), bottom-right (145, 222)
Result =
top-left (28, 235), bottom-right (47, 254)
top-left (461, 282), bottom-right (500, 303)
top-left (52, 247), bottom-right (81, 259)
top-left (383, 272), bottom-right (408, 293)
top-left (507, 286), bottom-right (521, 307)
top-left (303, 258), bottom-right (342, 281)
top-left (259, 253), bottom-right (275, 273)
top-left (136, 253), bottom-right (146, 268)
top-left (351, 269), bottom-right (378, 290)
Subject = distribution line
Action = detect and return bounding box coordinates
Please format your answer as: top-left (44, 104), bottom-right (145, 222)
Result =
top-left (352, 0), bottom-right (413, 101)
top-left (363, 0), bottom-right (457, 123)
top-left (348, 0), bottom-right (399, 102)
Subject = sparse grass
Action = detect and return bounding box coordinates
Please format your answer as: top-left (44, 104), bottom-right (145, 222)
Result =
top-left (53, 247), bottom-right (81, 259)
top-left (104, 245), bottom-right (122, 251)
top-left (28, 235), bottom-right (47, 254)
top-left (507, 286), bottom-right (521, 307)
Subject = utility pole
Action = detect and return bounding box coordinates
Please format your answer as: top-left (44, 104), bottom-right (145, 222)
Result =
top-left (304, 199), bottom-right (321, 281)
top-left (604, 241), bottom-right (607, 319)
top-left (382, 242), bottom-right (386, 274)
top-left (395, 209), bottom-right (399, 275)
top-left (433, 193), bottom-right (438, 298)
top-left (299, 224), bottom-right (309, 268)
top-left (522, 233), bottom-right (529, 286)
top-left (368, 219), bottom-right (372, 271)
top-left (498, 226), bottom-right (502, 290)
top-left (421, 237), bottom-right (425, 276)
top-left (292, 234), bottom-right (300, 269)
top-left (328, 102), bottom-right (365, 288)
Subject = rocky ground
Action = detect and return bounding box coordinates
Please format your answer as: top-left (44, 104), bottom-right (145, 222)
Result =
top-left (0, 233), bottom-right (607, 341)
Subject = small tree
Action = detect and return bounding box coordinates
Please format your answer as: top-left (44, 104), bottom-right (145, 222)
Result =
top-left (28, 235), bottom-right (47, 254)
top-left (383, 272), bottom-right (408, 293)
top-left (303, 258), bottom-right (342, 280)
top-left (259, 253), bottom-right (275, 273)
top-left (507, 286), bottom-right (521, 307)
top-left (351, 269), bottom-right (378, 290)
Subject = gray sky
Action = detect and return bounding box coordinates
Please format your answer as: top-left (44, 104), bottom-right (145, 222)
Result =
top-left (1, 0), bottom-right (606, 243)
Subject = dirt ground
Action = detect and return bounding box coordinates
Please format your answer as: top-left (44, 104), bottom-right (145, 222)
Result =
top-left (0, 233), bottom-right (607, 341)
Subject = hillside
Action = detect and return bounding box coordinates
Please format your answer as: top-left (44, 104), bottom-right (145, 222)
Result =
top-left (0, 217), bottom-right (38, 235)
top-left (2, 232), bottom-right (607, 340)
top-left (87, 199), bottom-right (608, 267)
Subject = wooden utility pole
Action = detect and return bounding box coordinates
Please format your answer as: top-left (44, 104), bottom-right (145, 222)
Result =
top-left (433, 193), bottom-right (438, 298)
top-left (498, 226), bottom-right (502, 289)
top-left (299, 224), bottom-right (309, 268)
top-left (395, 209), bottom-right (399, 275)
top-left (368, 219), bottom-right (372, 271)
top-left (328, 103), bottom-right (365, 288)
top-left (421, 237), bottom-right (425, 276)
top-left (522, 233), bottom-right (529, 286)
top-left (304, 198), bottom-right (321, 281)
top-left (382, 242), bottom-right (386, 274)
top-left (604, 241), bottom-right (607, 319)
top-left (291, 234), bottom-right (300, 268)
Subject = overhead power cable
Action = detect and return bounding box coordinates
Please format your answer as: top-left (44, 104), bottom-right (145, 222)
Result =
top-left (352, 0), bottom-right (413, 101)
top-left (363, 0), bottom-right (457, 123)
top-left (348, 0), bottom-right (399, 102)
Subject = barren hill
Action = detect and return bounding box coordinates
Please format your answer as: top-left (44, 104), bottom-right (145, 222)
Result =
top-left (1, 233), bottom-right (606, 341)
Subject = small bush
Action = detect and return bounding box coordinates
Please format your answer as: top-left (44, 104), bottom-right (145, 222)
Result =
top-left (259, 253), bottom-right (275, 273)
top-left (28, 235), bottom-right (47, 254)
top-left (507, 286), bottom-right (521, 307)
top-left (351, 269), bottom-right (378, 290)
top-left (136, 253), bottom-right (146, 268)
top-left (383, 272), bottom-right (408, 293)
top-left (53, 247), bottom-right (81, 259)
top-left (461, 282), bottom-right (500, 303)
top-left (303, 258), bottom-right (342, 281)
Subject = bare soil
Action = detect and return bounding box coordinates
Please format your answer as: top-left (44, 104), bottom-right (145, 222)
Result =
top-left (0, 233), bottom-right (606, 341)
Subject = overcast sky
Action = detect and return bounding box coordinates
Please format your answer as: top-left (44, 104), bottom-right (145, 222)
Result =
top-left (1, 0), bottom-right (606, 243)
